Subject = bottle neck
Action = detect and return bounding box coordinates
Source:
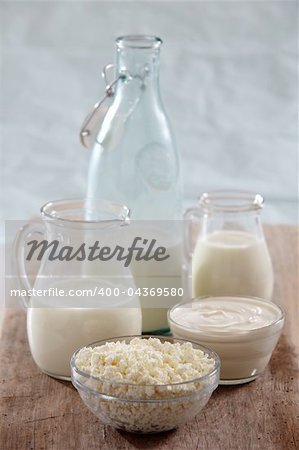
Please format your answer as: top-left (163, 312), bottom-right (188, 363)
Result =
top-left (116, 43), bottom-right (161, 94)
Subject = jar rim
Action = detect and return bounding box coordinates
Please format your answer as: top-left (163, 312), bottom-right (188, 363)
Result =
top-left (199, 191), bottom-right (264, 213)
top-left (116, 35), bottom-right (162, 50)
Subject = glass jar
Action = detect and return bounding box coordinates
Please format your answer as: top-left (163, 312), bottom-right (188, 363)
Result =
top-left (184, 192), bottom-right (274, 300)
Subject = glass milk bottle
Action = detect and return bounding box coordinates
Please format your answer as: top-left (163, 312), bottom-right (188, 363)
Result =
top-left (13, 199), bottom-right (141, 380)
top-left (81, 35), bottom-right (183, 332)
top-left (82, 35), bottom-right (181, 220)
top-left (184, 192), bottom-right (274, 300)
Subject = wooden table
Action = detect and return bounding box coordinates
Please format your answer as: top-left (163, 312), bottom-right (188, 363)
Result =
top-left (1, 226), bottom-right (298, 450)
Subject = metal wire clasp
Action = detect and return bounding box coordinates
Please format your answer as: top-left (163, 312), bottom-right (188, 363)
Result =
top-left (79, 64), bottom-right (125, 149)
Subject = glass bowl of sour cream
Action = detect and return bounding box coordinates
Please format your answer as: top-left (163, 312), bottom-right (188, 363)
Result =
top-left (168, 296), bottom-right (284, 385)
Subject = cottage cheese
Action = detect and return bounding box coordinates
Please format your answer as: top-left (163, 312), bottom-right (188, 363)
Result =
top-left (76, 337), bottom-right (214, 385)
top-left (74, 337), bottom-right (218, 432)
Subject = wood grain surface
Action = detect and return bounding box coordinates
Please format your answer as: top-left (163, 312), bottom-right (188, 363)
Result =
top-left (0, 225), bottom-right (298, 450)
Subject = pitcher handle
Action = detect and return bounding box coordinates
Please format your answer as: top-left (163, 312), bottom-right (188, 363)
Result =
top-left (183, 207), bottom-right (201, 260)
top-left (13, 221), bottom-right (45, 307)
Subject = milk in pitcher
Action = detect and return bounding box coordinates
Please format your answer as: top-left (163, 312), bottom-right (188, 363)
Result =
top-left (27, 279), bottom-right (141, 379)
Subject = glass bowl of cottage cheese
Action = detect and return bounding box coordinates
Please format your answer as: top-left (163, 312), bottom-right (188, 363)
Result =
top-left (71, 336), bottom-right (220, 433)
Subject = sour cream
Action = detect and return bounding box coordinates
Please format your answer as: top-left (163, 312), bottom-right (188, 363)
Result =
top-left (168, 297), bottom-right (284, 384)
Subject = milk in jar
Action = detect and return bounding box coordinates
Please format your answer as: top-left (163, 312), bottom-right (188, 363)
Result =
top-left (184, 192), bottom-right (274, 301)
top-left (192, 230), bottom-right (273, 299)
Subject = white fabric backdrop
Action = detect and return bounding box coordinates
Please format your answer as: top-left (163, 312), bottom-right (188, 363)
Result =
top-left (1, 1), bottom-right (298, 230)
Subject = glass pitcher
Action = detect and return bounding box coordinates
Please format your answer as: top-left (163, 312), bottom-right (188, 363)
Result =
top-left (184, 192), bottom-right (274, 300)
top-left (81, 35), bottom-right (182, 221)
top-left (13, 199), bottom-right (141, 380)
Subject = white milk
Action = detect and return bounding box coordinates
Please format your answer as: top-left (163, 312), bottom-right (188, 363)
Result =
top-left (27, 279), bottom-right (141, 379)
top-left (129, 229), bottom-right (183, 332)
top-left (192, 230), bottom-right (273, 299)
top-left (70, 223), bottom-right (183, 333)
top-left (169, 296), bottom-right (284, 383)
